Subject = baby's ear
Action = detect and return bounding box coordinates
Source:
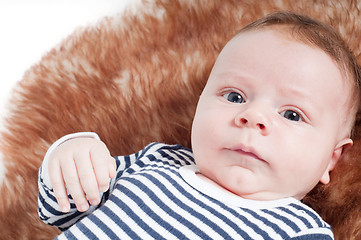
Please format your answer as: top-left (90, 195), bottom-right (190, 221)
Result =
top-left (320, 138), bottom-right (353, 184)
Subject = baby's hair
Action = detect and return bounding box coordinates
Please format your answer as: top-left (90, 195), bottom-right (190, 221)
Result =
top-left (237, 11), bottom-right (361, 135)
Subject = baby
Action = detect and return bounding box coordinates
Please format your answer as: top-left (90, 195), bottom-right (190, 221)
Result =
top-left (38, 11), bottom-right (361, 239)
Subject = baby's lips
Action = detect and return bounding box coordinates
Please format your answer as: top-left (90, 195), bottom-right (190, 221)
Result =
top-left (228, 143), bottom-right (267, 163)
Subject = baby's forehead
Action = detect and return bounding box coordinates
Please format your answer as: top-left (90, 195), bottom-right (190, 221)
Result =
top-left (237, 26), bottom-right (355, 82)
top-left (232, 27), bottom-right (355, 94)
top-left (223, 29), bottom-right (354, 121)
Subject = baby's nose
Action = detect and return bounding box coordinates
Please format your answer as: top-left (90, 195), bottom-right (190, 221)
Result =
top-left (240, 118), bottom-right (266, 130)
top-left (235, 111), bottom-right (271, 135)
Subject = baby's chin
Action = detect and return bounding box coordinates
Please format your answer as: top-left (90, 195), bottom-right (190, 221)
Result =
top-left (224, 185), bottom-right (305, 201)
top-left (198, 166), bottom-right (308, 201)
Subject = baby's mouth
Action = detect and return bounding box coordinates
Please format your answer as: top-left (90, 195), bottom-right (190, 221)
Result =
top-left (234, 149), bottom-right (262, 160)
top-left (228, 144), bottom-right (267, 163)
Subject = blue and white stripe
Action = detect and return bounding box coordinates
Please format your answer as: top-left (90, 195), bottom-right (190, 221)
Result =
top-left (38, 142), bottom-right (333, 239)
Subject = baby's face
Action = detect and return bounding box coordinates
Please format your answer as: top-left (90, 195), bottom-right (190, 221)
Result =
top-left (191, 29), bottom-right (352, 200)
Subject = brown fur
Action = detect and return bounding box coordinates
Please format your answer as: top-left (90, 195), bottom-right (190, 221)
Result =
top-left (0, 0), bottom-right (360, 239)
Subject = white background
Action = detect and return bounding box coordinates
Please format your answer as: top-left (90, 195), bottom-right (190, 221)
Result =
top-left (0, 0), bottom-right (131, 120)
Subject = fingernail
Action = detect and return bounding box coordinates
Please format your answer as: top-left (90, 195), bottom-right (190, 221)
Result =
top-left (60, 204), bottom-right (69, 213)
top-left (90, 199), bottom-right (99, 206)
top-left (100, 185), bottom-right (109, 192)
top-left (79, 203), bottom-right (89, 212)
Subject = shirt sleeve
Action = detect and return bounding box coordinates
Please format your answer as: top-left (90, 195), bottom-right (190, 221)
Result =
top-left (37, 132), bottom-right (144, 230)
top-left (37, 132), bottom-right (102, 230)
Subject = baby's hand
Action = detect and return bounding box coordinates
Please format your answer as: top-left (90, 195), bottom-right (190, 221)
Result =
top-left (48, 137), bottom-right (116, 213)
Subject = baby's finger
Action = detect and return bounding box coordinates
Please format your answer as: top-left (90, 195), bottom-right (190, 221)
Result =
top-left (49, 159), bottom-right (70, 213)
top-left (60, 156), bottom-right (89, 212)
top-left (74, 150), bottom-right (101, 206)
top-left (89, 144), bottom-right (112, 192)
top-left (108, 156), bottom-right (117, 179)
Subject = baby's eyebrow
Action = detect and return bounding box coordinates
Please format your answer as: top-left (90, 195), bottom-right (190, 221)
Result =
top-left (278, 84), bottom-right (314, 102)
top-left (280, 86), bottom-right (325, 119)
top-left (277, 83), bottom-right (313, 100)
top-left (215, 71), bottom-right (255, 89)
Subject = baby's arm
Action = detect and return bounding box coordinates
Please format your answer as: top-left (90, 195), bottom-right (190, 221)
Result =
top-left (49, 136), bottom-right (116, 212)
top-left (38, 133), bottom-right (116, 226)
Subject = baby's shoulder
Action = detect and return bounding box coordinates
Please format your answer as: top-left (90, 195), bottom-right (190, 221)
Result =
top-left (131, 142), bottom-right (195, 167)
top-left (277, 200), bottom-right (332, 236)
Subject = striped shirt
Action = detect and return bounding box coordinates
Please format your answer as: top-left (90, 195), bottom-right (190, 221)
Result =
top-left (38, 142), bottom-right (333, 239)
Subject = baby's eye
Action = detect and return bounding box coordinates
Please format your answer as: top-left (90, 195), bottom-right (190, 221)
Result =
top-left (223, 92), bottom-right (245, 104)
top-left (280, 110), bottom-right (302, 122)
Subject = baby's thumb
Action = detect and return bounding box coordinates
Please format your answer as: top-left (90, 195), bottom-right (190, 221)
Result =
top-left (108, 156), bottom-right (116, 178)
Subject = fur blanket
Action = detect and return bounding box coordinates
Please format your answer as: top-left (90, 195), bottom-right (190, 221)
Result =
top-left (1, 0), bottom-right (360, 239)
